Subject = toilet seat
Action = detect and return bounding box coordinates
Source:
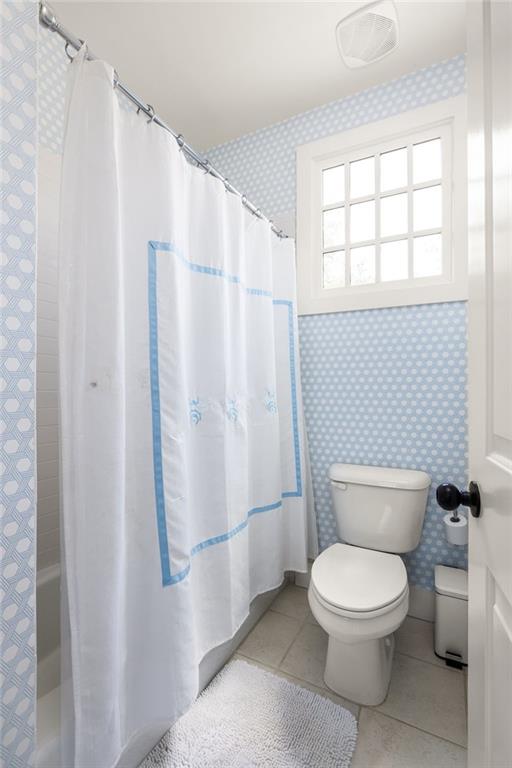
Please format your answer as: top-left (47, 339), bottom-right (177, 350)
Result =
top-left (311, 543), bottom-right (408, 617)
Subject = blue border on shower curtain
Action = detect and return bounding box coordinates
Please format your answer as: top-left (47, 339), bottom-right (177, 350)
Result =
top-left (147, 240), bottom-right (302, 587)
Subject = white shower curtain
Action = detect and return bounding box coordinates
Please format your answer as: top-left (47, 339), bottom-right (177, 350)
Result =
top-left (59, 49), bottom-right (310, 767)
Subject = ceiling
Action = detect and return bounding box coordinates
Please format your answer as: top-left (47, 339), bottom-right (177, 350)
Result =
top-left (52, 1), bottom-right (466, 150)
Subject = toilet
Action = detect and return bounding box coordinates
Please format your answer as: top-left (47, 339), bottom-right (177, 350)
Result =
top-left (308, 463), bottom-right (431, 706)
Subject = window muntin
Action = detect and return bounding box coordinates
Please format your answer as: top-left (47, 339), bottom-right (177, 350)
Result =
top-left (321, 135), bottom-right (446, 291)
top-left (297, 98), bottom-right (467, 315)
top-left (323, 250), bottom-right (345, 289)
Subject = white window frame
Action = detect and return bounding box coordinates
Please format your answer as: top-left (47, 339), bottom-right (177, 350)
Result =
top-left (296, 96), bottom-right (467, 315)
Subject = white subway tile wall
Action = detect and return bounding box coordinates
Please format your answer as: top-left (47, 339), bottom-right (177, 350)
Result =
top-left (38, 24), bottom-right (66, 154)
top-left (36, 149), bottom-right (61, 571)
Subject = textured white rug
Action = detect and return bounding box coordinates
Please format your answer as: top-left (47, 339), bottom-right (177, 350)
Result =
top-left (141, 659), bottom-right (358, 768)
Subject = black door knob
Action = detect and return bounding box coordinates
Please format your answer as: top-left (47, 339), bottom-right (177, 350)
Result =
top-left (436, 481), bottom-right (481, 518)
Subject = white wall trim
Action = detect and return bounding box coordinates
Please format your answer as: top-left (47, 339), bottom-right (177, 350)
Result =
top-left (296, 96), bottom-right (467, 315)
top-left (294, 561), bottom-right (313, 589)
top-left (408, 584), bottom-right (435, 622)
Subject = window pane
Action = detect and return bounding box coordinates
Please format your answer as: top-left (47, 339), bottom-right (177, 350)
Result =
top-left (413, 138), bottom-right (441, 184)
top-left (413, 185), bottom-right (442, 231)
top-left (380, 147), bottom-right (407, 192)
top-left (380, 192), bottom-right (408, 237)
top-left (380, 240), bottom-right (408, 282)
top-left (350, 200), bottom-right (375, 243)
top-left (413, 234), bottom-right (442, 277)
top-left (323, 165), bottom-right (345, 206)
top-left (350, 156), bottom-right (375, 198)
top-left (323, 207), bottom-right (345, 248)
top-left (323, 250), bottom-right (345, 289)
top-left (350, 245), bottom-right (376, 285)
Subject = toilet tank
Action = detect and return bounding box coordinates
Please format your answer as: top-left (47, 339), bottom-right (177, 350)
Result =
top-left (329, 463), bottom-right (431, 554)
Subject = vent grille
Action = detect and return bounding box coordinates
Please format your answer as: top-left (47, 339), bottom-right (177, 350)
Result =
top-left (336, 1), bottom-right (399, 69)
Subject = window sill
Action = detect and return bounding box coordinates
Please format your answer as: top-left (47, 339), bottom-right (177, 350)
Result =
top-left (298, 280), bottom-right (468, 315)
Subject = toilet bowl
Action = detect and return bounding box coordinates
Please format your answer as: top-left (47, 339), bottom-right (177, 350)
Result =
top-left (309, 464), bottom-right (430, 706)
top-left (308, 543), bottom-right (409, 705)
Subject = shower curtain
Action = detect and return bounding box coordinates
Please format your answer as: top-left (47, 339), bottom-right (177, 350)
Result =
top-left (59, 48), bottom-right (310, 767)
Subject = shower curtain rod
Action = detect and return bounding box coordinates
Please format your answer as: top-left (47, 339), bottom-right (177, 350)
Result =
top-left (39, 2), bottom-right (288, 240)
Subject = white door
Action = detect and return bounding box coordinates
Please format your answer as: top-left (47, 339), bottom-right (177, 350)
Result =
top-left (467, 1), bottom-right (512, 767)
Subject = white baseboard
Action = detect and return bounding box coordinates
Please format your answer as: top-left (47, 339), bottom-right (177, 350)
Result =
top-left (407, 585), bottom-right (435, 622)
top-left (294, 562), bottom-right (435, 623)
top-left (294, 561), bottom-right (313, 589)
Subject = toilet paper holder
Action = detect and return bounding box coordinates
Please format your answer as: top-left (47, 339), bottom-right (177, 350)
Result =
top-left (436, 481), bottom-right (481, 518)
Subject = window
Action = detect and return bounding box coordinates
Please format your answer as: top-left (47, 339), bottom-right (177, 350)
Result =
top-left (296, 97), bottom-right (467, 314)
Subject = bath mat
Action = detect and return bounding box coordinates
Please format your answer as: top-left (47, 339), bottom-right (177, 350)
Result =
top-left (140, 658), bottom-right (358, 767)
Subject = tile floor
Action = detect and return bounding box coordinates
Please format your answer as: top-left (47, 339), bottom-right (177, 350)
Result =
top-left (234, 584), bottom-right (467, 768)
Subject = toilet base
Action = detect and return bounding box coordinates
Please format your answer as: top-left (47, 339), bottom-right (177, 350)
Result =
top-left (324, 632), bottom-right (395, 706)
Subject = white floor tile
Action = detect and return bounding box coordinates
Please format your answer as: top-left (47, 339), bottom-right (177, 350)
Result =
top-left (237, 610), bottom-right (301, 667)
top-left (377, 653), bottom-right (467, 746)
top-left (235, 604), bottom-right (468, 762)
top-left (279, 622), bottom-right (329, 689)
top-left (232, 653), bottom-right (360, 718)
top-left (271, 584), bottom-right (309, 621)
top-left (353, 709), bottom-right (467, 768)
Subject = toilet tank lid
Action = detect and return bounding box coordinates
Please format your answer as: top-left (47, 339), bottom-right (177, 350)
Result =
top-left (329, 463), bottom-right (431, 490)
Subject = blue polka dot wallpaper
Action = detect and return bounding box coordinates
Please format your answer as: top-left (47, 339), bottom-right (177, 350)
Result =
top-left (208, 55), bottom-right (466, 219)
top-left (300, 303), bottom-right (467, 590)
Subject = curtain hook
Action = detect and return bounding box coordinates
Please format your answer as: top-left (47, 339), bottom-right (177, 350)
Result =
top-left (176, 134), bottom-right (185, 151)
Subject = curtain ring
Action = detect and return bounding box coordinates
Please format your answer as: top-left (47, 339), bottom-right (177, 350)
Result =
top-left (176, 134), bottom-right (185, 151)
top-left (64, 39), bottom-right (85, 62)
top-left (202, 159), bottom-right (211, 174)
top-left (113, 69), bottom-right (120, 88)
top-left (146, 104), bottom-right (156, 124)
top-left (241, 195), bottom-right (247, 206)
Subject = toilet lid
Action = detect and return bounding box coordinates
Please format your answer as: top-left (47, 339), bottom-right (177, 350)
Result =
top-left (311, 543), bottom-right (408, 613)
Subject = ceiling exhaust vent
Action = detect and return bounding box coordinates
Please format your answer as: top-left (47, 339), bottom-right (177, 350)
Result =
top-left (336, 0), bottom-right (399, 69)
